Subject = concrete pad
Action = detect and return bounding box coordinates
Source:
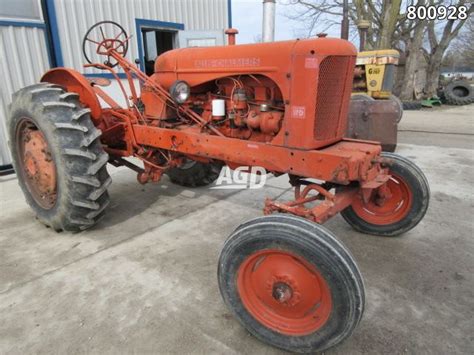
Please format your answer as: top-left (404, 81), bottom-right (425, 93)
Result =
top-left (398, 105), bottom-right (474, 149)
top-left (1, 106), bottom-right (473, 353)
top-left (399, 105), bottom-right (474, 135)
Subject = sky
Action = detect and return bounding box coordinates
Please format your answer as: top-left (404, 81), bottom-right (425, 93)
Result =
top-left (231, 0), bottom-right (341, 44)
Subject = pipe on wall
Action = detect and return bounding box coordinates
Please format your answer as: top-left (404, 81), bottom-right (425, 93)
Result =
top-left (262, 0), bottom-right (276, 42)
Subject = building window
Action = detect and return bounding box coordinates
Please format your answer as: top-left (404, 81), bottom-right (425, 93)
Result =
top-left (0, 0), bottom-right (43, 21)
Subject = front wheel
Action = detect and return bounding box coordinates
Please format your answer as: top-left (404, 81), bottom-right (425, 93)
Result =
top-left (341, 152), bottom-right (430, 236)
top-left (218, 215), bottom-right (365, 353)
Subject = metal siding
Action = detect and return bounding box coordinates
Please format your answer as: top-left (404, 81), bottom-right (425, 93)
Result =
top-left (53, 0), bottom-right (229, 75)
top-left (0, 26), bottom-right (50, 165)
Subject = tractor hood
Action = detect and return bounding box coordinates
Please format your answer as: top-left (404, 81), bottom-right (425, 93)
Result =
top-left (152, 37), bottom-right (357, 88)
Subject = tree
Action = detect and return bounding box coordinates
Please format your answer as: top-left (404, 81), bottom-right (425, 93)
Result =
top-left (442, 12), bottom-right (474, 72)
top-left (283, 0), bottom-right (473, 99)
top-left (423, 0), bottom-right (473, 96)
top-left (454, 16), bottom-right (474, 66)
top-left (397, 17), bottom-right (427, 99)
top-left (283, 0), bottom-right (405, 49)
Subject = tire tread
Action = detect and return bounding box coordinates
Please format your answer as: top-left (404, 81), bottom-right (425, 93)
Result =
top-left (7, 82), bottom-right (111, 232)
top-left (218, 214), bottom-right (365, 353)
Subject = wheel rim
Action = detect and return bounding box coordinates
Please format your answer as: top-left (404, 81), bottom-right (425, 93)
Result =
top-left (16, 118), bottom-right (57, 209)
top-left (352, 172), bottom-right (413, 225)
top-left (237, 249), bottom-right (332, 336)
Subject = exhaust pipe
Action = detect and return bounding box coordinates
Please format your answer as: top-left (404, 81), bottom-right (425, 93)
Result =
top-left (341, 0), bottom-right (349, 40)
top-left (262, 0), bottom-right (276, 42)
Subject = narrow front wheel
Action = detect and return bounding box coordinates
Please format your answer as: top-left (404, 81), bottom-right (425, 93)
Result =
top-left (218, 215), bottom-right (365, 353)
top-left (341, 152), bottom-right (430, 236)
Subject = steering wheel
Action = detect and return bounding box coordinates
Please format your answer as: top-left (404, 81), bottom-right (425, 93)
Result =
top-left (82, 21), bottom-right (129, 68)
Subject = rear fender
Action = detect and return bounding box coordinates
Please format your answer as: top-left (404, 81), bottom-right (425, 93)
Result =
top-left (41, 68), bottom-right (102, 122)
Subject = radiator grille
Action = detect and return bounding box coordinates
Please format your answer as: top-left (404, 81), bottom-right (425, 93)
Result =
top-left (314, 56), bottom-right (352, 141)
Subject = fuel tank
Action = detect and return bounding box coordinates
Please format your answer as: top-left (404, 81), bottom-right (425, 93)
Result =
top-left (152, 37), bottom-right (357, 89)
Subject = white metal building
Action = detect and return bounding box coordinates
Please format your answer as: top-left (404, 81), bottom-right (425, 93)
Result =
top-left (0, 0), bottom-right (231, 168)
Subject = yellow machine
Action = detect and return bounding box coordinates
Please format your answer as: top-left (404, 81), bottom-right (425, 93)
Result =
top-left (347, 49), bottom-right (402, 152)
top-left (353, 49), bottom-right (400, 99)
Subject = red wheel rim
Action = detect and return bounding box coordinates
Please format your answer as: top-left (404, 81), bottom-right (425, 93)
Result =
top-left (352, 172), bottom-right (413, 225)
top-left (237, 249), bottom-right (332, 336)
top-left (16, 118), bottom-right (57, 209)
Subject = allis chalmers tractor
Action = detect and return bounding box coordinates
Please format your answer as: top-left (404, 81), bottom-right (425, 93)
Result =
top-left (7, 22), bottom-right (430, 353)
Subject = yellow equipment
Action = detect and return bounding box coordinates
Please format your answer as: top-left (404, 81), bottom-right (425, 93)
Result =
top-left (347, 49), bottom-right (402, 152)
top-left (353, 49), bottom-right (400, 99)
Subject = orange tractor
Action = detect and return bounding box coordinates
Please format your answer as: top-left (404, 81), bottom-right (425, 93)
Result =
top-left (7, 22), bottom-right (429, 353)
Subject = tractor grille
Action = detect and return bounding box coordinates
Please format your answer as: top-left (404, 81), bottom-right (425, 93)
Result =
top-left (314, 56), bottom-right (353, 141)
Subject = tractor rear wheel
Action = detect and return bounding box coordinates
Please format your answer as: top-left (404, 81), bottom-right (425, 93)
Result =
top-left (443, 80), bottom-right (474, 106)
top-left (166, 159), bottom-right (221, 187)
top-left (8, 83), bottom-right (111, 232)
top-left (218, 214), bottom-right (365, 353)
top-left (341, 152), bottom-right (429, 237)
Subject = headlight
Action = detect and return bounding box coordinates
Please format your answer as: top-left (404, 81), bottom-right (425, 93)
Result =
top-left (170, 80), bottom-right (190, 104)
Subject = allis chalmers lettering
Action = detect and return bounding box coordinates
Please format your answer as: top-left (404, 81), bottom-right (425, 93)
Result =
top-left (194, 57), bottom-right (261, 68)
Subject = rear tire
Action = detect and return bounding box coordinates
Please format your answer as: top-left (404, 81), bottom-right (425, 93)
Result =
top-left (341, 152), bottom-right (429, 237)
top-left (443, 80), bottom-right (474, 105)
top-left (218, 214), bottom-right (365, 353)
top-left (166, 159), bottom-right (221, 187)
top-left (8, 83), bottom-right (111, 232)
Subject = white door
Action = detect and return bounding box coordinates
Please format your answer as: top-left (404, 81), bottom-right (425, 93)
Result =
top-left (178, 30), bottom-right (225, 48)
